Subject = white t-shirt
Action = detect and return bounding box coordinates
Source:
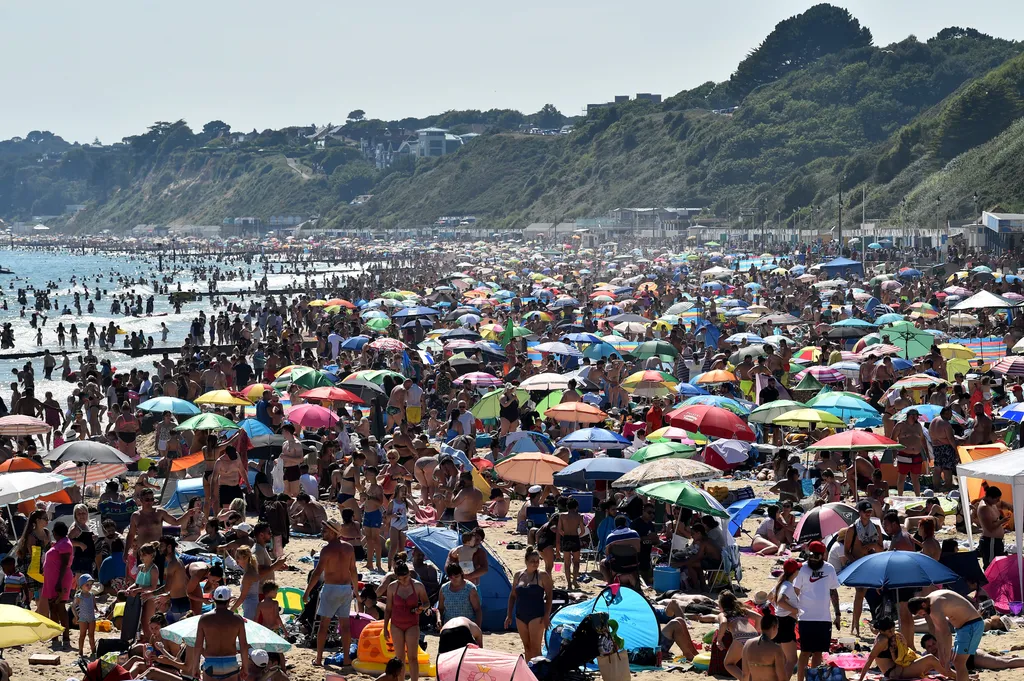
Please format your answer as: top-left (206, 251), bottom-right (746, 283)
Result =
top-left (773, 580), bottom-right (800, 618)
top-left (792, 562), bottom-right (839, 622)
top-left (458, 411), bottom-right (475, 435)
top-left (299, 473), bottom-right (319, 498)
top-left (328, 333), bottom-right (343, 359)
top-left (407, 384), bottom-right (423, 408)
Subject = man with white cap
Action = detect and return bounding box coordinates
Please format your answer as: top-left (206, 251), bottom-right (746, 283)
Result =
top-left (193, 585), bottom-right (248, 681)
top-left (305, 518), bottom-right (358, 667)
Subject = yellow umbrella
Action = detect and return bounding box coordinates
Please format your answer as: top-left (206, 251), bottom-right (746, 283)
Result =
top-left (195, 390), bottom-right (253, 407)
top-left (937, 343), bottom-right (975, 360)
top-left (772, 408), bottom-right (845, 428)
top-left (307, 300), bottom-right (329, 307)
top-left (0, 604), bottom-right (63, 647)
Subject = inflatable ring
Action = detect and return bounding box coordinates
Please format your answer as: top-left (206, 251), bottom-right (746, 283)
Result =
top-left (693, 652), bottom-right (711, 671)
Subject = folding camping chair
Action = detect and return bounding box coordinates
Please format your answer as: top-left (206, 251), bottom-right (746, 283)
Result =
top-left (705, 544), bottom-right (743, 592)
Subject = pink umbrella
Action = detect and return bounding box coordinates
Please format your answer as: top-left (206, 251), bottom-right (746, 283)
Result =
top-left (792, 366), bottom-right (846, 384)
top-left (859, 343), bottom-right (902, 359)
top-left (0, 415), bottom-right (51, 436)
top-left (461, 371), bottom-right (503, 388)
top-left (286, 404), bottom-right (339, 429)
top-left (438, 647), bottom-right (539, 681)
top-left (53, 461), bottom-right (128, 487)
top-left (984, 555), bottom-right (1023, 613)
top-left (367, 338), bottom-right (407, 352)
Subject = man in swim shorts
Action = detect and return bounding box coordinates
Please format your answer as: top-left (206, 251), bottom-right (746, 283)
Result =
top-left (304, 519), bottom-right (358, 667)
top-left (909, 590), bottom-right (984, 681)
top-left (192, 585), bottom-right (248, 681)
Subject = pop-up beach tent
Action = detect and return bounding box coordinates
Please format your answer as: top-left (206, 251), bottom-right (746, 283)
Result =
top-left (957, 448), bottom-right (1024, 604)
top-left (438, 647), bottom-right (538, 681)
top-left (406, 526), bottom-right (512, 631)
top-left (546, 585), bottom-right (659, 655)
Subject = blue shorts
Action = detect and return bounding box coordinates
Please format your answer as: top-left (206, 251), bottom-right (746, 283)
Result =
top-left (202, 655), bottom-right (240, 679)
top-left (954, 617), bottom-right (985, 656)
top-left (364, 508), bottom-right (383, 528)
top-left (317, 584), bottom-right (353, 620)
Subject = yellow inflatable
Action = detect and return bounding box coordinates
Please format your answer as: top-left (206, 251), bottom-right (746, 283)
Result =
top-left (352, 620), bottom-right (437, 677)
top-left (693, 652), bottom-right (711, 671)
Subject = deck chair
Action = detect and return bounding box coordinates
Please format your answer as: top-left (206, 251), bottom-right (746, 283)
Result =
top-left (97, 594), bottom-right (141, 656)
top-left (705, 544), bottom-right (743, 591)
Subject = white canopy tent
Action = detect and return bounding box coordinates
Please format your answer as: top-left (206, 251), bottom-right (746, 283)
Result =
top-left (956, 449), bottom-right (1024, 596)
top-left (951, 290), bottom-right (1022, 310)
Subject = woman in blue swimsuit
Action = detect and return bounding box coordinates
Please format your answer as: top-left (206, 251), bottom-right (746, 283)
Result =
top-left (504, 547), bottom-right (553, 661)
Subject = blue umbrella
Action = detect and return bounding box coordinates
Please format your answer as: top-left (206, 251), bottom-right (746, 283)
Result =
top-left (726, 333), bottom-right (764, 344)
top-left (999, 403), bottom-right (1024, 423)
top-left (557, 428), bottom-right (632, 450)
top-left (831, 318), bottom-right (875, 328)
top-left (677, 382), bottom-right (710, 397)
top-left (868, 242), bottom-right (884, 250)
top-left (137, 397), bottom-right (200, 416)
top-left (341, 336), bottom-right (370, 350)
top-left (393, 306), bottom-right (440, 318)
top-left (552, 457), bottom-right (640, 488)
top-left (682, 395), bottom-right (752, 415)
top-left (582, 342), bottom-right (620, 360)
top-left (562, 333), bottom-right (604, 344)
top-left (876, 357), bottom-right (913, 371)
top-left (838, 551), bottom-right (959, 589)
top-left (237, 418), bottom-right (274, 439)
top-left (727, 499), bottom-right (762, 535)
top-left (898, 268), bottom-right (923, 279)
top-left (875, 313), bottom-right (905, 325)
top-left (402, 319), bottom-right (434, 329)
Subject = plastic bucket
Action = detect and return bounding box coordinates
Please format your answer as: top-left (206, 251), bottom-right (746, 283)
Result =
top-left (653, 566), bottom-right (680, 593)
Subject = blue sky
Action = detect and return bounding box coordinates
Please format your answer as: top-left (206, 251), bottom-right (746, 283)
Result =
top-left (2, 0), bottom-right (1021, 142)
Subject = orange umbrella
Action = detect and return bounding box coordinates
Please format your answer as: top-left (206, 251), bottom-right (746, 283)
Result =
top-left (326, 298), bottom-right (356, 309)
top-left (695, 370), bottom-right (738, 384)
top-left (544, 402), bottom-right (608, 424)
top-left (0, 457), bottom-right (43, 473)
top-left (494, 452), bottom-right (567, 485)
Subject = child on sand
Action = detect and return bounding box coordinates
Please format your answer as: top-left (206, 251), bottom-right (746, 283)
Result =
top-left (376, 657), bottom-right (405, 681)
top-left (74, 574), bottom-right (97, 658)
top-left (256, 581), bottom-right (286, 635)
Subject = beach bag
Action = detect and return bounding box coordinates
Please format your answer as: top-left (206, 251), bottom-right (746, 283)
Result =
top-left (598, 651), bottom-right (631, 681)
top-left (626, 647), bottom-right (660, 667)
top-left (806, 664), bottom-right (845, 681)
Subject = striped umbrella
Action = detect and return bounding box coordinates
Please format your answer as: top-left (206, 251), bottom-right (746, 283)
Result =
top-left (460, 371), bottom-right (504, 388)
top-left (0, 416), bottom-right (51, 436)
top-left (52, 461), bottom-right (128, 487)
top-left (991, 356), bottom-right (1024, 376)
top-left (792, 366), bottom-right (846, 384)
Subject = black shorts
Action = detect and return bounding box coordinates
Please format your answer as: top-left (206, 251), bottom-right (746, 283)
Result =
top-left (979, 536), bottom-right (1005, 568)
top-left (219, 485), bottom-right (243, 506)
top-left (797, 620), bottom-right (832, 653)
top-left (774, 615), bottom-right (797, 644)
top-left (284, 465), bottom-right (301, 482)
top-left (561, 535), bottom-right (581, 553)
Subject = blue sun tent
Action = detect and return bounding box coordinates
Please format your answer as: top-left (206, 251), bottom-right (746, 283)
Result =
top-left (406, 526), bottom-right (512, 631)
top-left (546, 585), bottom-right (659, 655)
top-left (822, 257), bottom-right (864, 278)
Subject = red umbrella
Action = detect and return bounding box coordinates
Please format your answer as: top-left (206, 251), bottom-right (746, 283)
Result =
top-left (666, 405), bottom-right (755, 442)
top-left (297, 387), bottom-right (365, 405)
top-left (806, 431), bottom-right (902, 451)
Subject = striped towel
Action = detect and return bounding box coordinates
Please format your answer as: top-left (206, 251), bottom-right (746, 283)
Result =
top-left (951, 337), bottom-right (1006, 363)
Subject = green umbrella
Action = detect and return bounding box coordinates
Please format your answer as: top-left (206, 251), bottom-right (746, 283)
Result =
top-left (792, 373), bottom-right (824, 392)
top-left (366, 317), bottom-right (391, 331)
top-left (748, 399), bottom-right (807, 424)
top-left (631, 340), bottom-right (679, 360)
top-left (536, 389), bottom-right (583, 414)
top-left (882, 320), bottom-right (934, 359)
top-left (636, 480), bottom-right (729, 517)
top-left (271, 367), bottom-right (334, 391)
top-left (630, 441), bottom-right (697, 463)
top-left (470, 388), bottom-right (530, 420)
top-left (343, 369), bottom-right (405, 386)
top-left (175, 413), bottom-right (239, 431)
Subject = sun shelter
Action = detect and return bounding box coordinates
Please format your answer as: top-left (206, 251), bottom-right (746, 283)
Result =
top-left (407, 526), bottom-right (511, 631)
top-left (438, 647), bottom-right (538, 681)
top-left (956, 448), bottom-right (1024, 605)
top-left (546, 585), bottom-right (659, 655)
top-left (821, 257), bottom-right (863, 279)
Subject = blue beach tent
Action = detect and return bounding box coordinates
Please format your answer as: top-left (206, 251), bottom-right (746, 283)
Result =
top-left (546, 585), bottom-right (659, 655)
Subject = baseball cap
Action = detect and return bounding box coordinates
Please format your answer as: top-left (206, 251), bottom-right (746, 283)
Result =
top-left (213, 585), bottom-right (233, 602)
top-left (808, 541), bottom-right (827, 555)
top-left (235, 523), bottom-right (253, 533)
top-left (528, 485), bottom-right (543, 494)
top-left (78, 574), bottom-right (95, 587)
top-left (249, 649), bottom-right (269, 667)
top-left (856, 500), bottom-right (873, 513)
top-left (783, 559), bottom-right (803, 573)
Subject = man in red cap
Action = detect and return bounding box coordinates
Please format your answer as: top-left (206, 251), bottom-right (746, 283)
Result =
top-left (793, 540), bottom-right (840, 681)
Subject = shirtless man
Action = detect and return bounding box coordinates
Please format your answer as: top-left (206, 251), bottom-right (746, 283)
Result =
top-left (386, 379), bottom-right (408, 430)
top-left (908, 591), bottom-right (985, 681)
top-left (192, 585), bottom-right (249, 681)
top-left (922, 633), bottom-right (1024, 672)
top-left (289, 492), bottom-right (327, 535)
top-left (304, 519), bottom-right (358, 667)
top-left (186, 562), bottom-right (211, 615)
top-left (976, 484), bottom-right (1011, 568)
top-left (212, 446), bottom-right (248, 512)
top-left (445, 529), bottom-right (489, 586)
top-left (967, 402), bottom-right (995, 445)
top-left (125, 489), bottom-right (180, 567)
top-left (929, 406), bottom-right (958, 492)
top-left (739, 614), bottom-right (787, 681)
top-left (156, 536), bottom-right (191, 624)
top-left (892, 408), bottom-right (926, 496)
top-left (765, 345), bottom-right (785, 382)
top-left (451, 471), bottom-right (483, 532)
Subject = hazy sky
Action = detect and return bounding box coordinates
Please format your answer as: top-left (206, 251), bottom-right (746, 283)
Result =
top-left (2, 1), bottom-right (1022, 143)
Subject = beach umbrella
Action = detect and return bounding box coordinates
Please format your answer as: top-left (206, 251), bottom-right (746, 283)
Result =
top-left (893, 404), bottom-right (966, 426)
top-left (273, 367), bottom-right (335, 391)
top-left (612, 458), bottom-right (722, 488)
top-left (544, 402), bottom-right (607, 424)
top-left (365, 317), bottom-right (392, 331)
top-left (889, 373), bottom-right (948, 392)
top-left (704, 439), bottom-right (753, 470)
top-left (636, 481), bottom-right (729, 517)
top-left (791, 366), bottom-right (846, 384)
top-left (138, 396), bottom-right (201, 416)
top-left (533, 341), bottom-right (582, 357)
top-left (175, 413), bottom-right (239, 431)
top-left (341, 336), bottom-right (371, 350)
top-left (340, 378), bottom-right (387, 402)
top-left (297, 386), bottom-right (365, 405)
top-left (631, 340), bottom-right (679, 359)
top-left (557, 428), bottom-right (632, 450)
top-left (694, 369), bottom-right (737, 385)
top-left (519, 373), bottom-right (572, 391)
top-left (470, 388), bottom-right (531, 420)
top-left (161, 614), bottom-right (291, 653)
top-left (0, 472), bottom-right (75, 506)
top-left (667, 404), bottom-right (756, 441)
top-left (344, 369), bottom-right (405, 386)
top-left (793, 346), bottom-right (822, 363)
top-left (460, 371), bottom-right (504, 389)
top-left (725, 333), bottom-right (764, 345)
top-left (0, 415), bottom-right (50, 436)
top-left (806, 431), bottom-right (901, 451)
top-left (795, 503), bottom-right (857, 542)
top-left (730, 345), bottom-right (767, 363)
top-left (748, 400), bottom-right (807, 424)
top-left (239, 384), bottom-right (277, 402)
top-left (0, 457), bottom-right (43, 473)
top-left (494, 452), bottom-right (567, 485)
top-left (772, 408), bottom-right (846, 428)
top-left (45, 440), bottom-right (133, 464)
top-left (838, 552), bottom-right (958, 589)
top-left (646, 426), bottom-right (706, 444)
top-left (287, 404), bottom-right (340, 429)
top-left (630, 441), bottom-right (697, 463)
top-left (195, 390), bottom-right (252, 407)
top-left (52, 461), bottom-right (128, 487)
top-left (727, 498), bottom-right (762, 535)
top-left (806, 393), bottom-right (878, 420)
top-left (991, 356), bottom-right (1024, 376)
top-left (882, 321), bottom-right (934, 359)
top-left (553, 457), bottom-right (639, 487)
top-left (937, 343), bottom-right (975, 360)
top-left (998, 403), bottom-right (1024, 423)
top-left (676, 382), bottom-right (710, 397)
top-left (681, 395), bottom-right (751, 416)
top-left (0, 605), bottom-right (63, 647)
top-left (874, 313), bottom-right (905, 325)
top-left (367, 337), bottom-right (407, 352)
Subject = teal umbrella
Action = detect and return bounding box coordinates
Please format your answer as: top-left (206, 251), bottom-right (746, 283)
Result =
top-left (882, 320), bottom-right (934, 359)
top-left (806, 393), bottom-right (879, 421)
top-left (161, 614), bottom-right (291, 653)
top-left (748, 400), bottom-right (806, 424)
top-left (631, 340), bottom-right (679, 360)
top-left (636, 480), bottom-right (729, 517)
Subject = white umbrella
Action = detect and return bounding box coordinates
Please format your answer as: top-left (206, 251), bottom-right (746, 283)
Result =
top-left (0, 472), bottom-right (74, 506)
top-left (519, 373), bottom-right (572, 391)
top-left (161, 614), bottom-right (292, 653)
